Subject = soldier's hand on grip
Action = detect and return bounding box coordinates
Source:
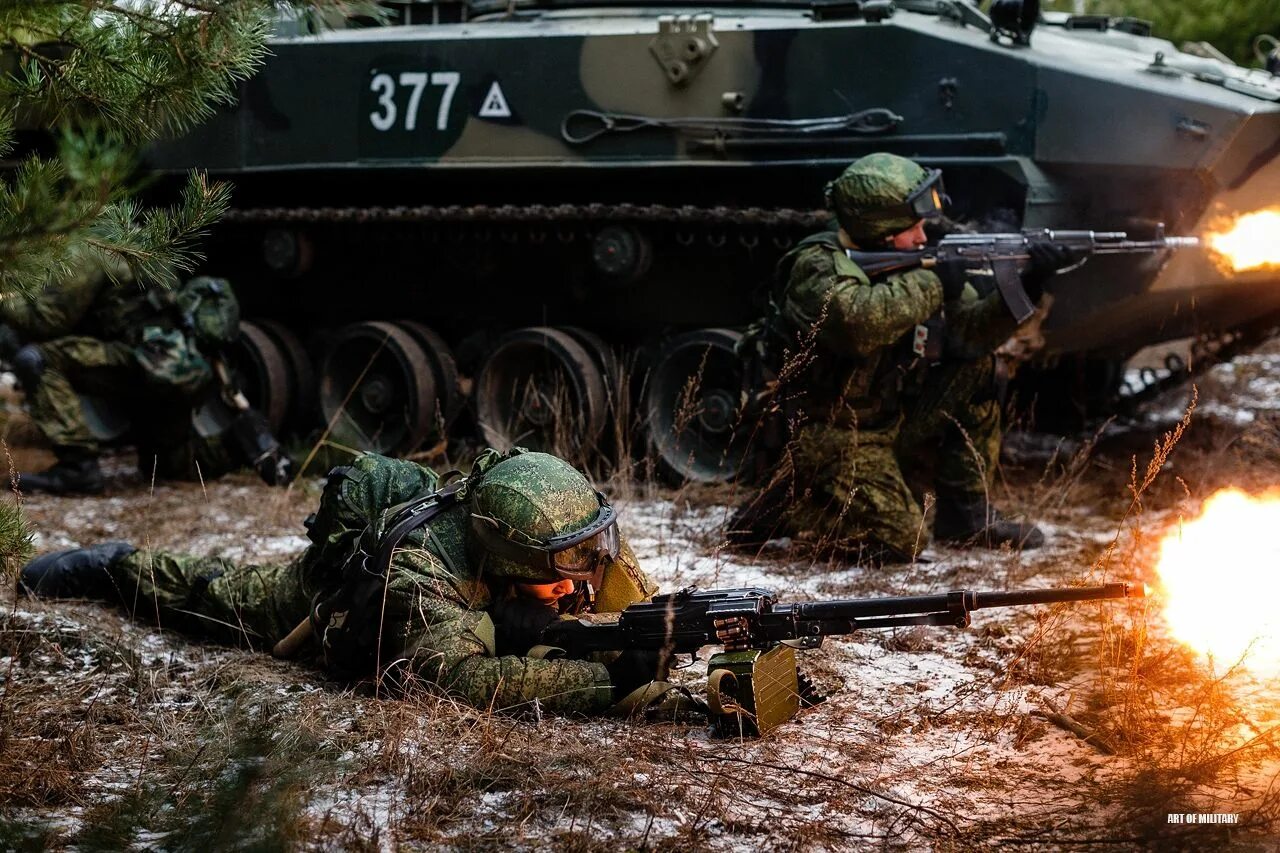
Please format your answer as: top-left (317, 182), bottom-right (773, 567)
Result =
top-left (607, 649), bottom-right (666, 700)
top-left (932, 258), bottom-right (970, 301)
top-left (1023, 239), bottom-right (1086, 296)
top-left (493, 597), bottom-right (560, 655)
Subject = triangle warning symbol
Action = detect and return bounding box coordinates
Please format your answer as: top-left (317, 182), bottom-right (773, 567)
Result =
top-left (479, 82), bottom-right (512, 118)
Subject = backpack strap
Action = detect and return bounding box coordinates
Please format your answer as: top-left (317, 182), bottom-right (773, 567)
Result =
top-left (272, 479), bottom-right (466, 663)
top-left (368, 479), bottom-right (467, 580)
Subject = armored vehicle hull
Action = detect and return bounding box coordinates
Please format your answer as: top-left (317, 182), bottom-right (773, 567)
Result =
top-left (149, 2), bottom-right (1280, 479)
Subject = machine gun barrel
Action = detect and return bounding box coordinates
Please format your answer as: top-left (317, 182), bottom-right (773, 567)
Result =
top-left (967, 581), bottom-right (1144, 609)
top-left (791, 581), bottom-right (1142, 620)
top-left (781, 582), bottom-right (1143, 634)
top-left (540, 582), bottom-right (1144, 655)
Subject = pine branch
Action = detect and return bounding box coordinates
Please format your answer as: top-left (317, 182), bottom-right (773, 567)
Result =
top-left (1, 1), bottom-right (273, 140)
top-left (0, 0), bottom-right (381, 294)
top-left (0, 128), bottom-right (135, 292)
top-left (87, 171), bottom-right (231, 287)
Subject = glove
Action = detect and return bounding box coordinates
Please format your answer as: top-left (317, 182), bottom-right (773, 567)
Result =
top-left (932, 258), bottom-right (969, 301)
top-left (255, 449), bottom-right (296, 487)
top-left (492, 597), bottom-right (560, 655)
top-left (607, 649), bottom-right (667, 702)
top-left (1022, 240), bottom-right (1085, 295)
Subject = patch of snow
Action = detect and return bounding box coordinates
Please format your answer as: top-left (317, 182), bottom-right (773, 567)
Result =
top-left (309, 782), bottom-right (400, 851)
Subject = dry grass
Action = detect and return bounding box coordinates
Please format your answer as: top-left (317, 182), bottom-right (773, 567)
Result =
top-left (5, 342), bottom-right (1280, 848)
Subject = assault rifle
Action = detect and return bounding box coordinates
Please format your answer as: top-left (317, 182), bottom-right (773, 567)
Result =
top-left (542, 582), bottom-right (1145, 736)
top-left (845, 228), bottom-right (1200, 323)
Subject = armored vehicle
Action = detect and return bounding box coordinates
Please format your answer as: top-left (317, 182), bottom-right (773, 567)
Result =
top-left (148, 0), bottom-right (1280, 480)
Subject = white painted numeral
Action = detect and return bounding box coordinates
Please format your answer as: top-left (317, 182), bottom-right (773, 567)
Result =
top-left (430, 71), bottom-right (460, 131)
top-left (369, 73), bottom-right (397, 131)
top-left (398, 72), bottom-right (429, 131)
top-left (369, 70), bottom-right (463, 132)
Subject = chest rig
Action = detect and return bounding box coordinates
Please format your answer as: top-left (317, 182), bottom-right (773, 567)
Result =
top-left (769, 233), bottom-right (945, 430)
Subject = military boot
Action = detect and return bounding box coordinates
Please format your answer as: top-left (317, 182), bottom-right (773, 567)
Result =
top-left (13, 449), bottom-right (105, 495)
top-left (933, 490), bottom-right (1044, 550)
top-left (17, 541), bottom-right (136, 599)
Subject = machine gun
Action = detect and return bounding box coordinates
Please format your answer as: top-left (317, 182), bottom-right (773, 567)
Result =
top-left (846, 228), bottom-right (1200, 323)
top-left (542, 582), bottom-right (1145, 736)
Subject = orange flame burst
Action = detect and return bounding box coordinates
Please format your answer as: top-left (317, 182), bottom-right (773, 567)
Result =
top-left (1206, 207), bottom-right (1280, 273)
top-left (1156, 488), bottom-right (1280, 676)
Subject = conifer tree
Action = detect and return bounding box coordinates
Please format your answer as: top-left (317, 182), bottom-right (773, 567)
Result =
top-left (0, 1), bottom-right (366, 293)
top-left (0, 1), bottom-right (363, 571)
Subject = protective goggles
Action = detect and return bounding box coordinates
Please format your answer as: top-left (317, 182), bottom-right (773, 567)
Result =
top-left (474, 492), bottom-right (622, 580)
top-left (865, 168), bottom-right (946, 222)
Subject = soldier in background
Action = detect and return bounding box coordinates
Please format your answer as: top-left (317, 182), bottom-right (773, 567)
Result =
top-left (729, 153), bottom-right (1079, 563)
top-left (0, 254), bottom-right (289, 493)
top-left (18, 449), bottom-right (669, 715)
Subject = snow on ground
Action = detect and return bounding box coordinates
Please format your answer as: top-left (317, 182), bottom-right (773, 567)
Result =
top-left (1, 475), bottom-right (1182, 848)
top-left (5, 337), bottom-right (1280, 847)
top-left (1133, 340), bottom-right (1280, 428)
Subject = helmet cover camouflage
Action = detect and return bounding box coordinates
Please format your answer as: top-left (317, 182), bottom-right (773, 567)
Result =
top-left (824, 153), bottom-right (931, 246)
top-left (469, 449), bottom-right (604, 581)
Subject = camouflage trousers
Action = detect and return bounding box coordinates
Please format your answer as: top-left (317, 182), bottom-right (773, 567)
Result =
top-left (769, 357), bottom-right (1001, 560)
top-left (27, 337), bottom-right (137, 454)
top-left (108, 549), bottom-right (312, 651)
top-left (25, 336), bottom-right (230, 480)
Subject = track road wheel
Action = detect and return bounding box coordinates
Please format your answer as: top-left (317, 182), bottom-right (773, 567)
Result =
top-left (78, 394), bottom-right (131, 443)
top-left (231, 321), bottom-right (291, 434)
top-left (319, 321), bottom-right (436, 455)
top-left (474, 326), bottom-right (607, 457)
top-left (558, 325), bottom-right (629, 459)
top-left (558, 326), bottom-right (622, 390)
top-left (253, 318), bottom-right (317, 430)
top-left (395, 320), bottom-right (463, 431)
top-left (644, 328), bottom-right (750, 484)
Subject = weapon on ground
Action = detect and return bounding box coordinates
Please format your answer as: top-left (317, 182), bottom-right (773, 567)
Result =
top-left (542, 582), bottom-right (1145, 737)
top-left (209, 358), bottom-right (296, 486)
top-left (846, 228), bottom-right (1200, 323)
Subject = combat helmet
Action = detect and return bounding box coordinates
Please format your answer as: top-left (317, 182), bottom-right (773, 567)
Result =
top-left (824, 152), bottom-right (946, 246)
top-left (468, 449), bottom-right (620, 582)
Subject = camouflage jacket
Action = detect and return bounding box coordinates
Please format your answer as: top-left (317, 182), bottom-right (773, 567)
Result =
top-left (0, 256), bottom-right (167, 345)
top-left (775, 233), bottom-right (1016, 426)
top-left (306, 452), bottom-right (657, 715)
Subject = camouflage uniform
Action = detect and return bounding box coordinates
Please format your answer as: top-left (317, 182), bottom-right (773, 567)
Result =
top-left (2, 261), bottom-right (135, 454)
top-left (1, 258), bottom-right (222, 481)
top-left (747, 154), bottom-right (1018, 559)
top-left (104, 451), bottom-right (657, 715)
